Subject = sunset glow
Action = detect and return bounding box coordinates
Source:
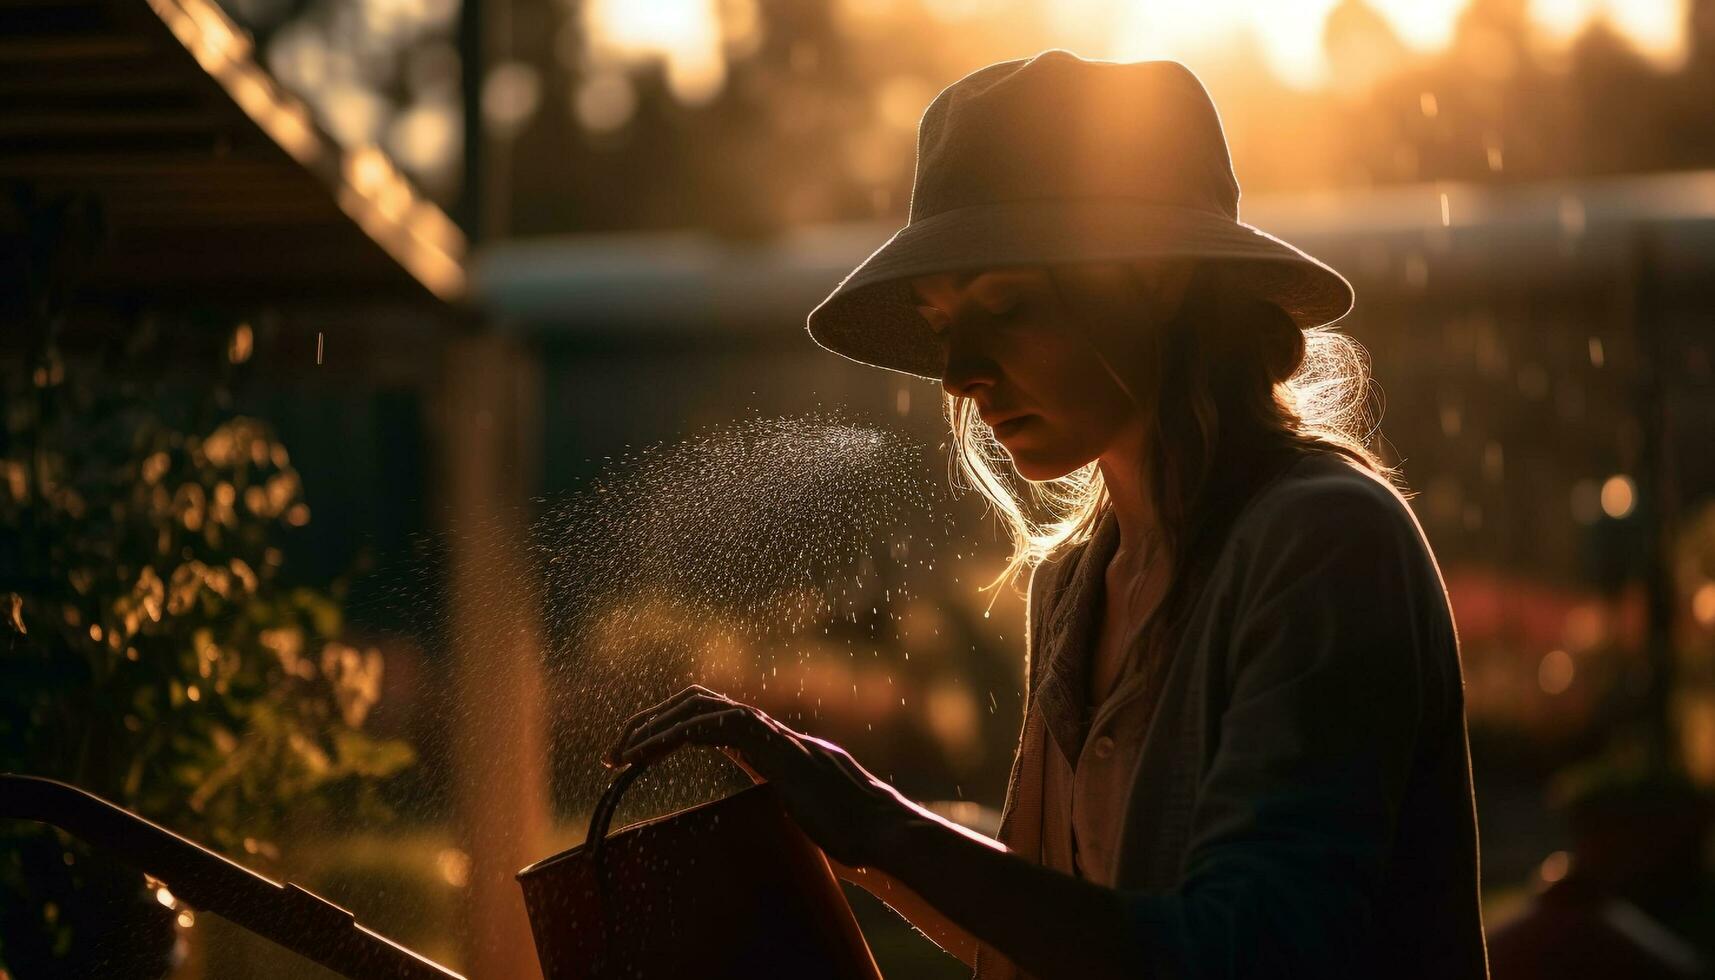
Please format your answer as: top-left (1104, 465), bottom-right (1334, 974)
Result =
top-left (589, 0), bottom-right (1691, 95)
top-left (583, 0), bottom-right (728, 103)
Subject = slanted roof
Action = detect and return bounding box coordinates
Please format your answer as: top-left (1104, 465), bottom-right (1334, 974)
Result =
top-left (1, 0), bottom-right (465, 305)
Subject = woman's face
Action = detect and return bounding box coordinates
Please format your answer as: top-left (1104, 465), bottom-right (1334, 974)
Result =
top-left (911, 264), bottom-right (1156, 482)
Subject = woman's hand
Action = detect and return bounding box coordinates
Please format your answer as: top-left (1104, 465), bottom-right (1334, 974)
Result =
top-left (602, 684), bottom-right (916, 870)
top-left (603, 687), bottom-right (1141, 979)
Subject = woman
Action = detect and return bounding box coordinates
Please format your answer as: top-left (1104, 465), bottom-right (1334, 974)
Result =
top-left (605, 50), bottom-right (1489, 979)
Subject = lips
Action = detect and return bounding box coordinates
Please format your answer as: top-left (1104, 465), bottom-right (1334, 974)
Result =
top-left (991, 415), bottom-right (1032, 436)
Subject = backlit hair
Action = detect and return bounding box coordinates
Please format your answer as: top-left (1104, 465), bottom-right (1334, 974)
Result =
top-left (944, 259), bottom-right (1405, 621)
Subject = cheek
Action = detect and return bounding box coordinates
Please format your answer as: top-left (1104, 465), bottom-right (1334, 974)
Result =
top-left (1007, 334), bottom-right (1128, 432)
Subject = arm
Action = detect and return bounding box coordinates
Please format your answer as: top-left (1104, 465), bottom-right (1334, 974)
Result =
top-left (865, 482), bottom-right (1440, 979)
top-left (825, 555), bottom-right (1073, 972)
top-left (820, 550), bottom-right (1147, 980)
top-left (606, 690), bottom-right (1129, 977)
top-left (865, 814), bottom-right (1148, 980)
top-left (611, 482), bottom-right (1438, 978)
top-left (825, 855), bottom-right (982, 968)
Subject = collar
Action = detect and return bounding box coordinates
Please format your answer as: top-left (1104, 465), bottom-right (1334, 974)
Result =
top-left (1034, 506), bottom-right (1123, 766)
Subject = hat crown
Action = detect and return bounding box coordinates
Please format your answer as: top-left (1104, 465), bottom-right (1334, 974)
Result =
top-left (909, 50), bottom-right (1241, 223)
top-left (803, 50), bottom-right (1354, 381)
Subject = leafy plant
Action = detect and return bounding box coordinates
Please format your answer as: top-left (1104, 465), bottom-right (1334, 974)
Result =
top-left (0, 325), bottom-right (414, 971)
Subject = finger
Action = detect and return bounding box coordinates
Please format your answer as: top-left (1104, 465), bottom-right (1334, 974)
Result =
top-left (609, 688), bottom-right (696, 755)
top-left (621, 707), bottom-right (778, 770)
top-left (604, 685), bottom-right (724, 765)
top-left (620, 707), bottom-right (755, 767)
top-left (611, 692), bottom-right (731, 763)
top-left (615, 684), bottom-right (715, 742)
top-left (606, 701), bottom-right (706, 767)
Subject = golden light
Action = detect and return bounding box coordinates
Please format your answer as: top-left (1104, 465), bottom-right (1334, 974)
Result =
top-left (150, 0), bottom-right (325, 166)
top-left (1059, 0), bottom-right (1352, 87)
top-left (376, 174), bottom-right (414, 223)
top-left (1538, 648), bottom-right (1575, 695)
top-left (1531, 0), bottom-right (1687, 66)
top-left (1599, 474), bottom-right (1636, 518)
top-left (387, 102), bottom-right (459, 176)
top-left (590, 0), bottom-right (1693, 96)
top-left (1682, 694), bottom-right (1715, 783)
top-left (229, 323), bottom-right (254, 364)
top-left (346, 145), bottom-right (393, 198)
top-left (1562, 604), bottom-right (1607, 651)
top-left (1539, 849), bottom-right (1571, 883)
top-left (335, 145), bottom-right (467, 299)
top-left (925, 681), bottom-right (982, 764)
top-left (1370, 0), bottom-right (1468, 50)
top-left (1692, 582), bottom-right (1715, 628)
top-left (926, 799), bottom-right (988, 831)
top-left (436, 847), bottom-right (472, 888)
top-left (575, 71), bottom-right (638, 132)
top-left (588, 0), bottom-right (716, 54)
top-left (481, 61), bottom-right (542, 136)
top-left (876, 75), bottom-right (937, 131)
top-left (584, 0), bottom-right (726, 103)
top-left (1109, 0), bottom-right (1688, 81)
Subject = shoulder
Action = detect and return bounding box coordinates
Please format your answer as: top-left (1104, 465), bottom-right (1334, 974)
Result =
top-left (1215, 448), bottom-right (1454, 640)
top-left (1230, 449), bottom-right (1427, 565)
top-left (1212, 451), bottom-right (1464, 737)
top-left (1220, 450), bottom-right (1457, 669)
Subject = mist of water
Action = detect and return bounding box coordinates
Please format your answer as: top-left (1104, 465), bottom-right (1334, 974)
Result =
top-left (347, 411), bottom-right (967, 831)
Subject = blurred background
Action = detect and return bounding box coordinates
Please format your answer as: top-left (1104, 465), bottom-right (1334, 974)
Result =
top-left (4, 0), bottom-right (1715, 976)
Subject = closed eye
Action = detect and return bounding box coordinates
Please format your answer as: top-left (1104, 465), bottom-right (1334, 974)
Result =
top-left (915, 305), bottom-right (951, 333)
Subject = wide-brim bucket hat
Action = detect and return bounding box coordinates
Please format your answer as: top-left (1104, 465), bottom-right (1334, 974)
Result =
top-left (805, 49), bottom-right (1354, 381)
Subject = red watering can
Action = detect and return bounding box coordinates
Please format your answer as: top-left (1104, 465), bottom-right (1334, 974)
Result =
top-left (516, 758), bottom-right (883, 979)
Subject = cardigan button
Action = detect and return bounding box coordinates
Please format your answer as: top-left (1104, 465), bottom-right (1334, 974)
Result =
top-left (1092, 734), bottom-right (1116, 759)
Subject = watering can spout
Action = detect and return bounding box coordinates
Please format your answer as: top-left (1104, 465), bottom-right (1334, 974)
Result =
top-left (0, 773), bottom-right (465, 980)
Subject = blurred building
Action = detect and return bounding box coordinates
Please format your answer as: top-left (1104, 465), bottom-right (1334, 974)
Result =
top-left (9, 0), bottom-right (1715, 973)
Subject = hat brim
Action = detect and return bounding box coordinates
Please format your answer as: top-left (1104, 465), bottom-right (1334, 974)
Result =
top-left (805, 198), bottom-right (1355, 380)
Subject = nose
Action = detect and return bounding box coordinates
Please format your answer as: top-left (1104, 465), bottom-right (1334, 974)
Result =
top-left (939, 329), bottom-right (997, 400)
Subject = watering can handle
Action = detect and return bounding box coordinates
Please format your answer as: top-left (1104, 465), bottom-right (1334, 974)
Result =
top-left (585, 762), bottom-right (646, 863)
top-left (586, 751), bottom-right (755, 861)
top-left (581, 759), bottom-right (667, 978)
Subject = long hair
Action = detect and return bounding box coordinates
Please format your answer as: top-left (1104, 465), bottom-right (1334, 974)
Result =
top-left (944, 260), bottom-right (1405, 645)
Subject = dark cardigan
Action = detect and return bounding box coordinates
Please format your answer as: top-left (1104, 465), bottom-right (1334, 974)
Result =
top-left (975, 449), bottom-right (1491, 979)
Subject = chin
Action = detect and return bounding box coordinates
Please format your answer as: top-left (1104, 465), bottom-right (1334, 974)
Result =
top-left (1009, 452), bottom-right (1088, 482)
